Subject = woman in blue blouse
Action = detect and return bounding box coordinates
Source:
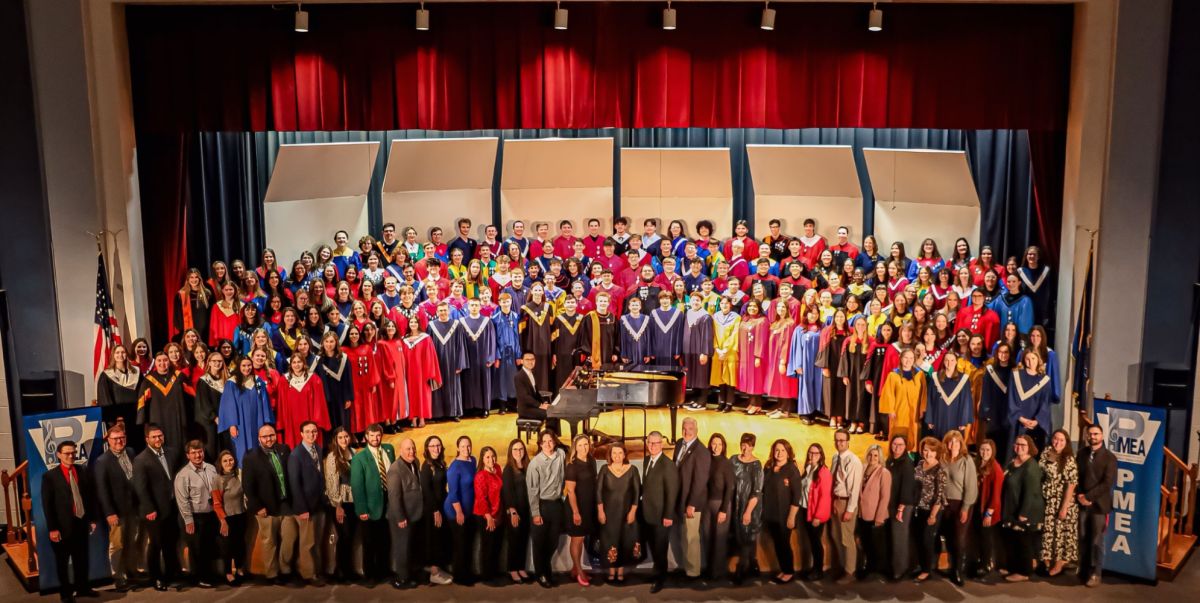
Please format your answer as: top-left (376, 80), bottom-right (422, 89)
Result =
top-left (446, 435), bottom-right (478, 585)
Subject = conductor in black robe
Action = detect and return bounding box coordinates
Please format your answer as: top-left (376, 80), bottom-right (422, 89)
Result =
top-left (580, 293), bottom-right (620, 368)
top-left (428, 303), bottom-right (468, 421)
top-left (552, 298), bottom-right (586, 390)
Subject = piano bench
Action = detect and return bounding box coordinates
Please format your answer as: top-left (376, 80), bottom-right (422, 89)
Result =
top-left (516, 418), bottom-right (543, 444)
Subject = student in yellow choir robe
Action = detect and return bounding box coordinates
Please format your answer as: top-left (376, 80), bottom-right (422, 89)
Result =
top-left (879, 348), bottom-right (926, 444)
top-left (710, 295), bottom-right (741, 413)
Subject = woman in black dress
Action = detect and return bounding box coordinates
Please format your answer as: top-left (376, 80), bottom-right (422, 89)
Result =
top-left (731, 433), bottom-right (763, 583)
top-left (762, 439), bottom-right (802, 584)
top-left (501, 439), bottom-right (534, 584)
top-left (420, 435), bottom-right (452, 585)
top-left (702, 433), bottom-right (736, 581)
top-left (564, 434), bottom-right (597, 585)
top-left (596, 442), bottom-right (640, 582)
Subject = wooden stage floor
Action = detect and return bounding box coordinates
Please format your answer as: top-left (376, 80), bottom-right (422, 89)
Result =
top-left (384, 407), bottom-right (882, 464)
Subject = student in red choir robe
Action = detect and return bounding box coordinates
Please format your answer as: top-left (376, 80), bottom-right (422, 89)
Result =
top-left (737, 300), bottom-right (769, 415)
top-left (795, 219), bottom-right (827, 269)
top-left (968, 246), bottom-right (1005, 288)
top-left (489, 256), bottom-right (514, 298)
top-left (174, 268), bottom-right (212, 344)
top-left (955, 289), bottom-right (1001, 350)
top-left (552, 220), bottom-right (578, 259)
top-left (885, 261), bottom-right (910, 303)
top-left (209, 281), bottom-right (243, 346)
top-left (589, 269), bottom-right (625, 317)
top-left (276, 354), bottom-right (330, 448)
top-left (401, 314), bottom-right (441, 428)
top-left (342, 324), bottom-right (380, 436)
top-left (377, 319), bottom-right (409, 431)
top-left (255, 247), bottom-right (287, 288)
top-left (723, 220), bottom-right (758, 263)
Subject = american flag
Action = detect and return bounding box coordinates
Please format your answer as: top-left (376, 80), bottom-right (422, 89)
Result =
top-left (94, 251), bottom-right (122, 381)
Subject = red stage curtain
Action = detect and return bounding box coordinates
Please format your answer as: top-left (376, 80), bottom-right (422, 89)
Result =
top-left (135, 133), bottom-right (191, 348)
top-left (126, 3), bottom-right (1073, 134)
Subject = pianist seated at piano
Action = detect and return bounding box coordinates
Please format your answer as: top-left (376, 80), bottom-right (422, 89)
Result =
top-left (516, 351), bottom-right (561, 435)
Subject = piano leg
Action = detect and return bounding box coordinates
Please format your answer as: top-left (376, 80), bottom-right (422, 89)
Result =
top-left (670, 406), bottom-right (678, 443)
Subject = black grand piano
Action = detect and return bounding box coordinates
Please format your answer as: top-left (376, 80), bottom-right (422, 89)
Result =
top-left (546, 363), bottom-right (687, 444)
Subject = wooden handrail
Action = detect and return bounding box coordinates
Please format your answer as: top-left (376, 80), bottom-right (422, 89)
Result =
top-left (1, 461), bottom-right (36, 572)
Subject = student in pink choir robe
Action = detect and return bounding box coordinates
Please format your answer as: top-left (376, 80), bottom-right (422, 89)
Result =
top-left (342, 324), bottom-right (381, 436)
top-left (885, 261), bottom-right (910, 303)
top-left (401, 315), bottom-right (441, 428)
top-left (276, 353), bottom-right (330, 448)
top-left (377, 319), bottom-right (409, 430)
top-left (795, 219), bottom-right (827, 270)
top-left (765, 298), bottom-right (799, 419)
top-left (737, 300), bottom-right (769, 415)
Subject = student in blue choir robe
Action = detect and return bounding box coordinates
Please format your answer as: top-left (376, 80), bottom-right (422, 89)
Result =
top-left (648, 291), bottom-right (684, 366)
top-left (787, 307), bottom-right (826, 425)
top-left (271, 307), bottom-right (305, 357)
top-left (619, 298), bottom-right (652, 368)
top-left (316, 332), bottom-right (354, 437)
top-left (459, 299), bottom-right (497, 416)
top-left (989, 274), bottom-right (1035, 335)
top-left (491, 293), bottom-right (523, 412)
top-left (925, 350), bottom-right (975, 440)
top-left (681, 295), bottom-right (714, 410)
top-left (501, 271), bottom-right (530, 316)
top-left (1007, 350), bottom-right (1054, 460)
top-left (232, 304), bottom-right (263, 355)
top-left (217, 356), bottom-right (276, 464)
top-left (1017, 246), bottom-right (1053, 329)
top-left (978, 342), bottom-right (1015, 456)
top-left (324, 308), bottom-right (350, 346)
top-left (330, 230), bottom-right (363, 279)
top-left (1018, 326), bottom-right (1061, 406)
top-left (429, 303), bottom-right (469, 421)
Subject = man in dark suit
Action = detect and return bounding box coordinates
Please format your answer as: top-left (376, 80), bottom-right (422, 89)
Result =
top-left (131, 423), bottom-right (183, 591)
top-left (672, 417), bottom-right (710, 580)
top-left (42, 440), bottom-right (99, 603)
top-left (641, 431), bottom-right (679, 594)
top-left (386, 437), bottom-right (424, 589)
top-left (242, 424), bottom-right (297, 584)
top-left (515, 351), bottom-right (559, 435)
top-left (286, 421), bottom-right (327, 587)
top-left (1076, 423), bottom-right (1118, 587)
top-left (90, 423), bottom-right (140, 591)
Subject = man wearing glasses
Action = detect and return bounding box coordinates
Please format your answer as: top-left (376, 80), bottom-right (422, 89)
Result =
top-left (43, 440), bottom-right (99, 603)
top-left (91, 424), bottom-right (141, 591)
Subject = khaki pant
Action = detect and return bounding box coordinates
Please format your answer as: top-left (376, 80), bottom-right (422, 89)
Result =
top-left (256, 514), bottom-right (299, 578)
top-left (673, 512), bottom-right (703, 577)
top-left (107, 514), bottom-right (140, 580)
top-left (831, 499), bottom-right (857, 573)
top-left (295, 512), bottom-right (325, 580)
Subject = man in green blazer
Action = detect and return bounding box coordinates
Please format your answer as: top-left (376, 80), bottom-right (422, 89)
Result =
top-left (350, 424), bottom-right (395, 584)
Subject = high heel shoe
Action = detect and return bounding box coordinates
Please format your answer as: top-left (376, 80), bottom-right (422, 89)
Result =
top-left (576, 572), bottom-right (590, 586)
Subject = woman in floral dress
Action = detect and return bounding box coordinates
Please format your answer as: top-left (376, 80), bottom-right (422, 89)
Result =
top-left (1039, 429), bottom-right (1079, 574)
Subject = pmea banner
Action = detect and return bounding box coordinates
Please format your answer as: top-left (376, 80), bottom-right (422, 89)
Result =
top-left (24, 407), bottom-right (110, 591)
top-left (1093, 399), bottom-right (1164, 581)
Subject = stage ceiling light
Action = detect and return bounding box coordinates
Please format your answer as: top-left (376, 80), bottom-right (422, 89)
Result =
top-left (416, 2), bottom-right (429, 30)
top-left (294, 4), bottom-right (308, 32)
top-left (869, 3), bottom-right (883, 31)
top-left (663, 1), bottom-right (676, 30)
top-left (555, 1), bottom-right (568, 30)
top-left (761, 2), bottom-right (775, 30)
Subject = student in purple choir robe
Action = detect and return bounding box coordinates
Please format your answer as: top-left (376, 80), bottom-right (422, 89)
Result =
top-left (710, 296), bottom-right (740, 413)
top-left (317, 332), bottom-right (354, 439)
top-left (1021, 326), bottom-right (1061, 406)
top-left (925, 350), bottom-right (974, 440)
top-left (815, 309), bottom-right (851, 429)
top-left (429, 302), bottom-right (469, 422)
top-left (648, 291), bottom-right (683, 366)
top-left (618, 297), bottom-right (652, 368)
top-left (764, 298), bottom-right (799, 419)
top-left (737, 301), bottom-right (769, 415)
top-left (552, 297), bottom-right (586, 390)
top-left (681, 295), bottom-right (714, 411)
top-left (459, 298), bottom-right (497, 417)
top-left (500, 268), bottom-right (530, 314)
top-left (1017, 246), bottom-right (1052, 329)
top-left (490, 293), bottom-right (522, 414)
top-left (787, 308), bottom-right (825, 425)
top-left (1007, 348), bottom-right (1054, 457)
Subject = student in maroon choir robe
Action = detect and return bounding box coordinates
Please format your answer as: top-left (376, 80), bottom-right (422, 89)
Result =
top-left (681, 295), bottom-right (715, 410)
top-left (460, 298), bottom-right (497, 416)
top-left (377, 320), bottom-right (408, 430)
top-left (342, 324), bottom-right (380, 436)
top-left (276, 354), bottom-right (330, 448)
top-left (648, 291), bottom-right (683, 366)
top-left (552, 220), bottom-right (578, 259)
top-left (763, 298), bottom-right (798, 419)
top-left (955, 289), bottom-right (1001, 350)
top-left (174, 268), bottom-right (213, 343)
top-left (429, 302), bottom-right (469, 421)
top-left (401, 315), bottom-right (441, 428)
top-left (209, 281), bottom-right (243, 346)
top-left (737, 300), bottom-right (769, 414)
top-left (137, 352), bottom-right (194, 449)
top-left (552, 297), bottom-right (586, 390)
top-left (723, 220), bottom-right (758, 263)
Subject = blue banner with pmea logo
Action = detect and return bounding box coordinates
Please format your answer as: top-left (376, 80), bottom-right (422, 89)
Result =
top-left (1093, 400), bottom-right (1164, 581)
top-left (24, 407), bottom-right (110, 592)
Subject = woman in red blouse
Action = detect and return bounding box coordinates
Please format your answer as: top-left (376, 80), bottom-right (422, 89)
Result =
top-left (474, 446), bottom-right (504, 584)
top-left (975, 439), bottom-right (1005, 578)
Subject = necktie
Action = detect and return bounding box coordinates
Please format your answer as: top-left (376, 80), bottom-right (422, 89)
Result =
top-left (649, 457), bottom-right (656, 472)
top-left (117, 451), bottom-right (133, 480)
top-left (156, 450), bottom-right (170, 477)
top-left (376, 449), bottom-right (388, 492)
top-left (269, 450), bottom-right (287, 497)
top-left (310, 445), bottom-right (319, 464)
top-left (68, 469), bottom-right (85, 518)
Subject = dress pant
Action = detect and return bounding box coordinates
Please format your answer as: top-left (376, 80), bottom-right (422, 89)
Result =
top-left (803, 518), bottom-right (826, 574)
top-left (1078, 509), bottom-right (1108, 579)
top-left (978, 519), bottom-right (1000, 571)
top-left (505, 510), bottom-right (531, 572)
top-left (1003, 525), bottom-right (1041, 576)
top-left (360, 518), bottom-right (392, 580)
top-left (295, 510), bottom-right (325, 580)
top-left (52, 518), bottom-right (91, 596)
top-left (830, 498), bottom-right (856, 574)
top-left (645, 520), bottom-right (672, 579)
top-left (254, 513), bottom-right (299, 579)
top-left (701, 500), bottom-right (730, 578)
top-left (218, 513), bottom-right (247, 576)
top-left (389, 517), bottom-right (421, 582)
top-left (186, 512), bottom-right (219, 582)
top-left (889, 505), bottom-right (914, 579)
top-left (531, 499), bottom-right (564, 579)
top-left (914, 507), bottom-right (943, 574)
top-left (331, 510), bottom-right (359, 578)
top-left (108, 512), bottom-right (140, 582)
top-left (476, 515), bottom-right (504, 581)
top-left (940, 500), bottom-right (973, 576)
top-left (674, 510), bottom-right (703, 577)
top-left (449, 513), bottom-right (477, 582)
top-left (857, 518), bottom-right (888, 575)
top-left (765, 519), bottom-right (795, 574)
top-left (143, 510), bottom-right (182, 582)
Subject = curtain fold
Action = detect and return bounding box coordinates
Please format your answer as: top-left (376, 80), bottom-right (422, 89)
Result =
top-left (187, 132), bottom-right (266, 280)
top-left (135, 133), bottom-right (190, 348)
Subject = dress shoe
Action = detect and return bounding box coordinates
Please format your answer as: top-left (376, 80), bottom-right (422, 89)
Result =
top-left (390, 579), bottom-right (415, 590)
top-left (483, 411), bottom-right (490, 418)
top-left (197, 581), bottom-right (216, 589)
top-left (650, 579), bottom-right (666, 594)
top-left (112, 579), bottom-right (133, 593)
top-left (836, 573), bottom-right (855, 585)
top-left (59, 596), bottom-right (75, 603)
top-left (309, 576), bottom-right (327, 587)
top-left (1086, 575), bottom-right (1101, 588)
top-left (76, 590), bottom-right (100, 598)
top-left (153, 580), bottom-right (168, 592)
top-left (537, 575), bottom-right (554, 589)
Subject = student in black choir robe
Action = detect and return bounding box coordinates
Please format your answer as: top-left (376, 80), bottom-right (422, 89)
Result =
top-left (681, 295), bottom-right (714, 410)
top-left (580, 292), bottom-right (619, 368)
top-left (862, 322), bottom-right (895, 441)
top-left (619, 298), bottom-right (652, 368)
top-left (137, 352), bottom-right (194, 450)
top-left (193, 354), bottom-right (228, 461)
top-left (429, 302), bottom-right (469, 422)
top-left (318, 332), bottom-right (355, 437)
top-left (552, 297), bottom-right (586, 390)
top-left (648, 291), bottom-right (683, 366)
top-left (1018, 246), bottom-right (1053, 330)
top-left (979, 342), bottom-right (1015, 455)
top-left (814, 309), bottom-right (850, 429)
top-left (519, 283), bottom-right (555, 392)
top-left (459, 298), bottom-right (497, 416)
top-left (624, 264), bottom-right (663, 314)
top-left (838, 317), bottom-right (872, 434)
top-left (174, 268), bottom-right (213, 344)
top-left (96, 345), bottom-right (142, 430)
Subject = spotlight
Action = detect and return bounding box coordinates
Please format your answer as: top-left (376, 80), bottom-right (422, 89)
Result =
top-left (294, 4), bottom-right (308, 32)
top-left (868, 3), bottom-right (882, 31)
top-left (760, 1), bottom-right (775, 30)
top-left (416, 1), bottom-right (429, 30)
top-left (663, 1), bottom-right (676, 30)
top-left (554, 1), bottom-right (568, 30)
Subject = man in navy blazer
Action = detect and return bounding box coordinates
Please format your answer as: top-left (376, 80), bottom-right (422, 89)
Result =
top-left (90, 424), bottom-right (140, 591)
top-left (287, 421), bottom-right (327, 587)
